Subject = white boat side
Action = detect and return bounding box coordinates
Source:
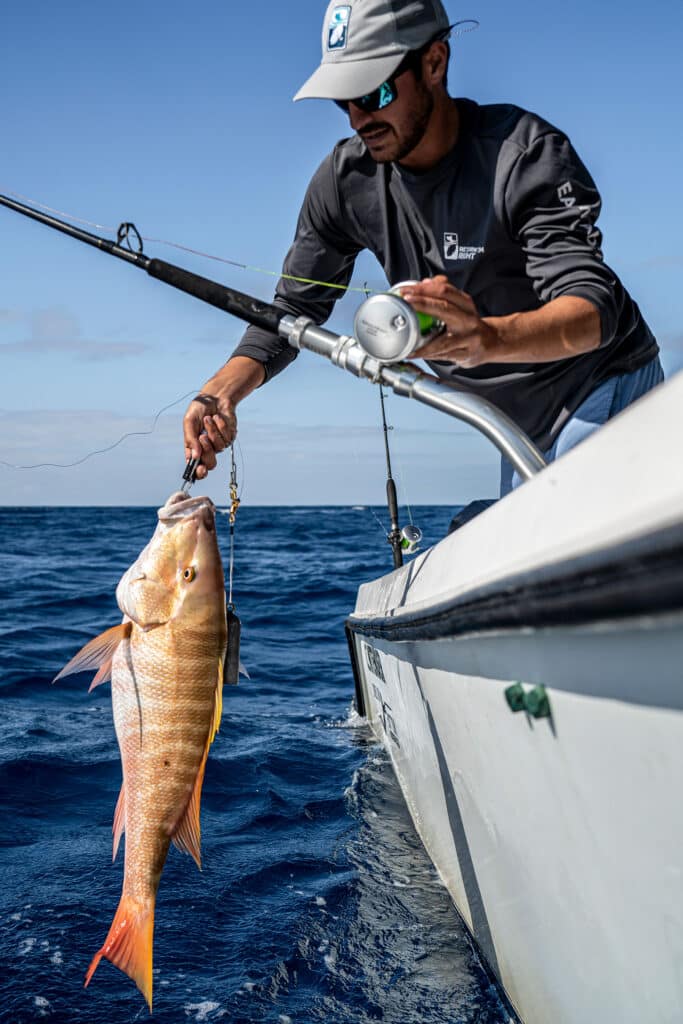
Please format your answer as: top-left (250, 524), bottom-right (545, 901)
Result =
top-left (347, 372), bottom-right (683, 1024)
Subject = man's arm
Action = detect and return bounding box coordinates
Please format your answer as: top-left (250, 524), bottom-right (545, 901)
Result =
top-left (402, 278), bottom-right (601, 366)
top-left (182, 148), bottom-right (361, 478)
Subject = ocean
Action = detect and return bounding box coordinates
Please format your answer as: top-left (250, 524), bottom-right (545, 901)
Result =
top-left (0, 504), bottom-right (513, 1024)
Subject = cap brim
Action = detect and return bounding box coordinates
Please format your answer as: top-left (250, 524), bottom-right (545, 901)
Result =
top-left (293, 52), bottom-right (406, 102)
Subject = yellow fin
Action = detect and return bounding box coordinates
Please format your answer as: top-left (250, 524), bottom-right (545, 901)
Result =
top-left (171, 664), bottom-right (224, 870)
top-left (53, 622), bottom-right (132, 687)
top-left (210, 658), bottom-right (223, 744)
top-left (84, 893), bottom-right (154, 1011)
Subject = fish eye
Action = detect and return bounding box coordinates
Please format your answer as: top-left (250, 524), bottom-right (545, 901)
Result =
top-left (183, 566), bottom-right (196, 582)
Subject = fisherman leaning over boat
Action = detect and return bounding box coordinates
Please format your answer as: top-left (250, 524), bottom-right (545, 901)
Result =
top-left (182, 0), bottom-right (662, 497)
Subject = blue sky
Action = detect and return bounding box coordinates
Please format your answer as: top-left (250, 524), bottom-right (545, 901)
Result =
top-left (1, 0), bottom-right (682, 506)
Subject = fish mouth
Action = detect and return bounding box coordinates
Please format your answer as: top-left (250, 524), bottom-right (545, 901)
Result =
top-left (158, 492), bottom-right (216, 531)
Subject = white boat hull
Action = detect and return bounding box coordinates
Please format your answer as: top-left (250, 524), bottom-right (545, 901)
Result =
top-left (348, 374), bottom-right (683, 1024)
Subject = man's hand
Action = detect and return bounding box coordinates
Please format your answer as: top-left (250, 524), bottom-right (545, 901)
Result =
top-left (183, 394), bottom-right (236, 480)
top-left (182, 356), bottom-right (265, 480)
top-left (401, 276), bottom-right (498, 367)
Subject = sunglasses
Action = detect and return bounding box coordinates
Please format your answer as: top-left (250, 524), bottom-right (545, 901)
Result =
top-left (334, 77), bottom-right (399, 114)
top-left (333, 31), bottom-right (450, 114)
top-left (333, 47), bottom-right (425, 114)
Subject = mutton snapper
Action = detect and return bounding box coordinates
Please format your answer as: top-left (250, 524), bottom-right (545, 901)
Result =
top-left (54, 492), bottom-right (229, 1010)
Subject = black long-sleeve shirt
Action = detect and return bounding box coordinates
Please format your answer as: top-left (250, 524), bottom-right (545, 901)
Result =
top-left (232, 98), bottom-right (658, 449)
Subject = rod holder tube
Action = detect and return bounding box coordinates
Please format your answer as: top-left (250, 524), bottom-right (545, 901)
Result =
top-left (384, 369), bottom-right (546, 481)
top-left (279, 316), bottom-right (547, 482)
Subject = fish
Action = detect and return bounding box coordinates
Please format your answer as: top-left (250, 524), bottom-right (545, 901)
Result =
top-left (54, 492), bottom-right (229, 1010)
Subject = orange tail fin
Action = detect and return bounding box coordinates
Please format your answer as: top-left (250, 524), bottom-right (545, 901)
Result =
top-left (84, 894), bottom-right (154, 1010)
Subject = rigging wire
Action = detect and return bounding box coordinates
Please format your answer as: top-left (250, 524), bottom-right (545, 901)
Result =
top-left (378, 386), bottom-right (415, 527)
top-left (0, 390), bottom-right (201, 471)
top-left (395, 449), bottom-right (414, 526)
top-left (227, 444), bottom-right (240, 609)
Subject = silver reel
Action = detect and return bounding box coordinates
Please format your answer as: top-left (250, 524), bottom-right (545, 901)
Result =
top-left (353, 281), bottom-right (445, 363)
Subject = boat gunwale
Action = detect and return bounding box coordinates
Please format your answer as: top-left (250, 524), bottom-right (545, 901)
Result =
top-left (347, 520), bottom-right (683, 641)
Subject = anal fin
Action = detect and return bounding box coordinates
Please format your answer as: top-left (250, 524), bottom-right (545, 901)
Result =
top-left (112, 785), bottom-right (126, 862)
top-left (171, 669), bottom-right (224, 870)
top-left (171, 746), bottom-right (208, 871)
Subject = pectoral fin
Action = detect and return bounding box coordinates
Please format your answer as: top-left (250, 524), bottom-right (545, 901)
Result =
top-left (53, 622), bottom-right (132, 687)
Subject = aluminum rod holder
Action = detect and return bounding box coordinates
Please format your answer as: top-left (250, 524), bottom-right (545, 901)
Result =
top-left (279, 315), bottom-right (547, 482)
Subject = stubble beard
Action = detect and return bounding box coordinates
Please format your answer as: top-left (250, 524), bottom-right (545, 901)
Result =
top-left (361, 85), bottom-right (435, 165)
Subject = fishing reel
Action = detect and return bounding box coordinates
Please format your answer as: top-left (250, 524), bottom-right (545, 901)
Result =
top-left (353, 281), bottom-right (445, 363)
top-left (400, 524), bottom-right (422, 555)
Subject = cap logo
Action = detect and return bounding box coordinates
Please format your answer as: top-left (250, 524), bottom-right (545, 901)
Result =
top-left (327, 5), bottom-right (351, 51)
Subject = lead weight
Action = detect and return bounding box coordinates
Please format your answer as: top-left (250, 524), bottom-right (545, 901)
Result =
top-left (224, 607), bottom-right (241, 686)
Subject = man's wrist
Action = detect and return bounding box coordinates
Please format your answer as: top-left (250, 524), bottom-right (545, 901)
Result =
top-left (201, 357), bottom-right (265, 408)
top-left (192, 393), bottom-right (219, 408)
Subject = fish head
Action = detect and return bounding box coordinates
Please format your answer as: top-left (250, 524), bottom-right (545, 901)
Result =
top-left (116, 492), bottom-right (225, 630)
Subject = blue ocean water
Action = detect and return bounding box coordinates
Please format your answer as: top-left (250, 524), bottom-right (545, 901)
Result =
top-left (0, 504), bottom-right (513, 1024)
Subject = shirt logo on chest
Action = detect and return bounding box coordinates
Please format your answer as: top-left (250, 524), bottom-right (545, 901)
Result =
top-left (444, 232), bottom-right (485, 262)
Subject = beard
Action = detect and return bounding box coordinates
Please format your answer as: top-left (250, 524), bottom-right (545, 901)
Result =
top-left (359, 83), bottom-right (435, 164)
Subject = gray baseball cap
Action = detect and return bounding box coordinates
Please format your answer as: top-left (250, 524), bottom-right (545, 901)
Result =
top-left (294, 0), bottom-right (451, 103)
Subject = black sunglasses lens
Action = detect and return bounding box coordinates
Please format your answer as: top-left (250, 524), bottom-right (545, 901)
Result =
top-left (334, 78), bottom-right (398, 114)
top-left (358, 87), bottom-right (382, 112)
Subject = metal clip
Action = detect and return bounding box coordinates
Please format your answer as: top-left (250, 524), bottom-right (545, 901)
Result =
top-left (181, 456), bottom-right (200, 493)
top-left (228, 455), bottom-right (240, 525)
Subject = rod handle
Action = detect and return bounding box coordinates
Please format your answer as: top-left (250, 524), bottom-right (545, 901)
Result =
top-left (146, 259), bottom-right (284, 334)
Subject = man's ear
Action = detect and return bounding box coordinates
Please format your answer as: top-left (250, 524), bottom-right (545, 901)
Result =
top-left (424, 40), bottom-right (449, 87)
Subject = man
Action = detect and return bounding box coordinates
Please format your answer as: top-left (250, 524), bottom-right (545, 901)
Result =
top-left (183, 0), bottom-right (661, 495)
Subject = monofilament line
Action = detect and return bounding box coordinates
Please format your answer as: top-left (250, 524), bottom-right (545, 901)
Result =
top-left (0, 390), bottom-right (201, 471)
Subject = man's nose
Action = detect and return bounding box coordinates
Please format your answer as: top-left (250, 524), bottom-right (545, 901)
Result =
top-left (348, 103), bottom-right (375, 133)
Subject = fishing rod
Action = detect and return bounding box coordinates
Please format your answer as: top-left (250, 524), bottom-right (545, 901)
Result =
top-left (0, 193), bottom-right (284, 336)
top-left (0, 193), bottom-right (547, 541)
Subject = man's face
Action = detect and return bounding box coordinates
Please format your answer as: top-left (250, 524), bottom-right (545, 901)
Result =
top-left (346, 64), bottom-right (435, 164)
